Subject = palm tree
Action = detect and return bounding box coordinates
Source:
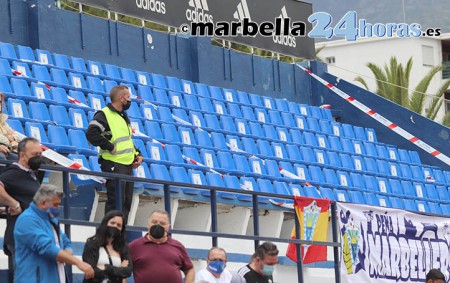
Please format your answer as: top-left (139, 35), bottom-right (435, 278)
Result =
top-left (355, 57), bottom-right (450, 124)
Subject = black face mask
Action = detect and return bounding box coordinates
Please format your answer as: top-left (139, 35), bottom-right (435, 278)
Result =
top-left (28, 156), bottom-right (42, 171)
top-left (106, 226), bottom-right (121, 240)
top-left (149, 224), bottom-right (165, 239)
top-left (122, 100), bottom-right (131, 110)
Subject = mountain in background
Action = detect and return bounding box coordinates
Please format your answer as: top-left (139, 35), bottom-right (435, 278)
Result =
top-left (306, 0), bottom-right (449, 38)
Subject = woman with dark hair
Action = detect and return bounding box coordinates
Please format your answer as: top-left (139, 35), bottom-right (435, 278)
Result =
top-left (82, 210), bottom-right (132, 283)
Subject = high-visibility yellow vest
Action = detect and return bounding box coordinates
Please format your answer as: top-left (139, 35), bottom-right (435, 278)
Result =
top-left (100, 107), bottom-right (136, 165)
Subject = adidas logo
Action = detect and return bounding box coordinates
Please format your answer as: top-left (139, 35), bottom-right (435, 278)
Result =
top-left (273, 6), bottom-right (296, 48)
top-left (136, 0), bottom-right (166, 14)
top-left (233, 0), bottom-right (251, 21)
top-left (186, 0), bottom-right (213, 23)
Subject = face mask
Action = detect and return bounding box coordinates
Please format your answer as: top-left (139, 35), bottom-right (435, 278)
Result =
top-left (149, 224), bottom-right (165, 239)
top-left (28, 155), bottom-right (42, 171)
top-left (48, 206), bottom-right (60, 218)
top-left (208, 260), bottom-right (226, 274)
top-left (106, 226), bottom-right (121, 240)
top-left (262, 264), bottom-right (275, 276)
top-left (122, 100), bottom-right (131, 110)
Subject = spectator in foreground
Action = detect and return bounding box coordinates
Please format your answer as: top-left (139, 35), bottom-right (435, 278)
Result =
top-left (14, 184), bottom-right (94, 282)
top-left (426, 269), bottom-right (445, 283)
top-left (231, 242), bottom-right (279, 283)
top-left (129, 209), bottom-right (195, 283)
top-left (0, 137), bottom-right (42, 282)
top-left (195, 247), bottom-right (232, 283)
top-left (82, 210), bottom-right (132, 283)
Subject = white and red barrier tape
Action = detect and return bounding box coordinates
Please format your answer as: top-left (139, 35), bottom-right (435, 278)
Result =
top-left (297, 64), bottom-right (450, 166)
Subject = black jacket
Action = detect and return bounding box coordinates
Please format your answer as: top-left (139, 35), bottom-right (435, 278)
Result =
top-left (82, 237), bottom-right (133, 283)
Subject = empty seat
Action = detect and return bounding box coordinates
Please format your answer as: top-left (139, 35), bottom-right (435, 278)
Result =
top-left (68, 129), bottom-right (97, 156)
top-left (30, 82), bottom-right (54, 104)
top-left (48, 125), bottom-right (77, 153)
top-left (8, 98), bottom-right (31, 122)
top-left (0, 43), bottom-right (16, 59)
top-left (136, 71), bottom-right (151, 86)
top-left (49, 105), bottom-right (72, 128)
top-left (11, 78), bottom-right (37, 102)
top-left (151, 73), bottom-right (167, 89)
top-left (104, 64), bottom-right (121, 79)
top-left (25, 121), bottom-right (51, 147)
top-left (32, 64), bottom-right (51, 82)
top-left (35, 49), bottom-right (53, 65)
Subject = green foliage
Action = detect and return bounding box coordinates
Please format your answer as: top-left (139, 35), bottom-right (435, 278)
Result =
top-left (355, 56), bottom-right (450, 123)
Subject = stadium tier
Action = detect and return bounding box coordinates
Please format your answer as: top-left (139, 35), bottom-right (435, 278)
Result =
top-left (0, 41), bottom-right (449, 219)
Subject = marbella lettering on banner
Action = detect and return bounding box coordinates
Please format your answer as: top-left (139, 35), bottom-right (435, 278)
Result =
top-left (337, 202), bottom-right (450, 283)
top-left (70, 0), bottom-right (315, 59)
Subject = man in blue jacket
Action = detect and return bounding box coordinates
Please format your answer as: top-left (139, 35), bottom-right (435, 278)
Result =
top-left (14, 184), bottom-right (94, 282)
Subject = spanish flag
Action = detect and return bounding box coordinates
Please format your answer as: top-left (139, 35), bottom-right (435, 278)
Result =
top-left (286, 196), bottom-right (330, 264)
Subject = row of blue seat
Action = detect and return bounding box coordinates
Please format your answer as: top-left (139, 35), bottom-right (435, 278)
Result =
top-left (67, 153), bottom-right (450, 215)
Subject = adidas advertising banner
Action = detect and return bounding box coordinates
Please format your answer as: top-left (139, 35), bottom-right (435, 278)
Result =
top-left (337, 202), bottom-right (450, 283)
top-left (72, 0), bottom-right (315, 58)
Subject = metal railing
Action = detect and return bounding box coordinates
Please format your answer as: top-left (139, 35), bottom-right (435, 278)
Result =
top-left (3, 162), bottom-right (341, 283)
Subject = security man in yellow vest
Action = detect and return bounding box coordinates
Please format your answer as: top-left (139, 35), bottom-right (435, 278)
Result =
top-left (86, 85), bottom-right (143, 221)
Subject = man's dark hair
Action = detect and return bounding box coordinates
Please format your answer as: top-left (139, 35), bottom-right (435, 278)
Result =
top-left (252, 242), bottom-right (279, 261)
top-left (426, 269), bottom-right (445, 281)
top-left (17, 137), bottom-right (40, 155)
top-left (110, 85), bottom-right (129, 102)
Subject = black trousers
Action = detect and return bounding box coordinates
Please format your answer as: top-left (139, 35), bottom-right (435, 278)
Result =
top-left (100, 159), bottom-right (134, 221)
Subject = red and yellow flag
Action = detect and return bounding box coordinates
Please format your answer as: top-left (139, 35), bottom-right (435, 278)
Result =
top-left (286, 196), bottom-right (330, 264)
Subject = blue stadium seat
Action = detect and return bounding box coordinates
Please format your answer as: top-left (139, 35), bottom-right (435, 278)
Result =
top-left (236, 91), bottom-right (249, 105)
top-left (165, 76), bottom-right (181, 92)
top-left (428, 202), bottom-right (442, 214)
top-left (319, 187), bottom-right (336, 201)
top-left (68, 129), bottom-right (97, 156)
top-left (303, 186), bottom-right (322, 199)
top-left (10, 77), bottom-right (37, 102)
top-left (349, 172), bottom-right (365, 191)
top-left (424, 184), bottom-right (439, 202)
top-left (328, 136), bottom-right (343, 151)
top-left (145, 141), bottom-right (167, 163)
top-left (262, 124), bottom-right (278, 141)
top-left (335, 189), bottom-right (349, 202)
top-left (316, 134), bottom-right (330, 149)
top-left (140, 104), bottom-right (158, 121)
top-left (220, 116), bottom-right (237, 133)
top-left (211, 132), bottom-right (227, 150)
top-left (157, 106), bottom-right (174, 123)
top-left (389, 197), bottom-right (405, 209)
top-left (49, 87), bottom-right (73, 109)
top-left (366, 128), bottom-right (378, 142)
top-left (209, 86), bottom-right (224, 100)
top-left (49, 104), bottom-right (72, 128)
top-left (287, 130), bottom-right (302, 146)
top-left (401, 181), bottom-right (419, 200)
top-left (87, 93), bottom-right (106, 111)
top-left (8, 98), bottom-right (31, 122)
top-left (409, 150), bottom-right (421, 164)
top-left (137, 85), bottom-right (154, 102)
top-left (198, 148), bottom-right (218, 169)
top-left (67, 73), bottom-right (87, 91)
top-left (228, 103), bottom-right (243, 119)
top-left (25, 121), bottom-right (51, 147)
top-left (262, 96), bottom-right (275, 109)
top-left (432, 168), bottom-right (446, 183)
top-left (303, 132), bottom-right (317, 147)
top-left (273, 181), bottom-right (291, 196)
top-left (86, 76), bottom-right (105, 93)
top-left (254, 108), bottom-right (268, 123)
top-left (248, 93), bottom-right (262, 108)
top-left (348, 191), bottom-right (365, 204)
top-left (31, 65), bottom-right (51, 85)
top-left (100, 80), bottom-right (116, 95)
top-left (16, 45), bottom-right (35, 61)
top-left (30, 82), bottom-right (54, 104)
top-left (162, 124), bottom-right (180, 143)
top-left (280, 112), bottom-right (295, 128)
top-left (178, 127), bottom-right (196, 146)
top-left (389, 179), bottom-right (404, 197)
top-left (205, 172), bottom-right (235, 200)
top-left (129, 119), bottom-right (146, 137)
top-left (308, 166), bottom-right (327, 187)
top-left (225, 135), bottom-right (241, 151)
top-left (185, 94), bottom-right (200, 110)
top-left (86, 60), bottom-right (104, 76)
top-left (327, 152), bottom-right (342, 168)
top-left (222, 88), bottom-right (237, 103)
top-left (150, 164), bottom-right (179, 192)
top-left (70, 57), bottom-right (88, 73)
top-left (242, 137), bottom-right (258, 155)
top-left (0, 42), bottom-right (17, 59)
top-left (50, 68), bottom-right (71, 87)
top-left (69, 108), bottom-right (88, 129)
top-left (136, 71), bottom-right (151, 86)
top-left (183, 146), bottom-right (201, 165)
top-left (364, 193), bottom-right (381, 207)
top-left (363, 175), bottom-right (378, 192)
top-left (274, 99), bottom-right (288, 112)
top-left (53, 53), bottom-right (71, 70)
top-left (284, 144), bottom-right (300, 162)
top-left (283, 102), bottom-right (298, 116)
top-left (217, 151), bottom-right (240, 175)
top-left (274, 127), bottom-right (289, 143)
top-left (151, 73), bottom-right (167, 89)
top-left (133, 162), bottom-right (157, 193)
top-left (132, 139), bottom-right (149, 162)
top-left (257, 140), bottom-right (273, 157)
top-left (194, 83), bottom-right (210, 97)
top-left (48, 125), bottom-right (77, 153)
top-left (436, 185), bottom-right (450, 202)
top-left (242, 106), bottom-right (257, 121)
top-left (12, 61), bottom-right (32, 78)
top-left (6, 119), bottom-right (24, 135)
top-left (416, 200), bottom-right (429, 213)
top-left (35, 49), bottom-right (53, 65)
top-left (104, 64), bottom-right (121, 79)
top-left (187, 169), bottom-right (208, 195)
top-left (199, 97), bottom-right (214, 113)
top-left (169, 91), bottom-right (185, 107)
top-left (213, 100), bottom-right (227, 115)
top-left (154, 88), bottom-right (170, 104)
top-left (120, 67), bottom-right (137, 83)
top-left (298, 104), bottom-right (311, 116)
top-left (0, 58), bottom-right (13, 77)
top-left (193, 130), bottom-right (211, 149)
top-left (126, 102), bottom-right (142, 119)
top-left (268, 110), bottom-right (282, 126)
top-left (165, 144), bottom-right (185, 166)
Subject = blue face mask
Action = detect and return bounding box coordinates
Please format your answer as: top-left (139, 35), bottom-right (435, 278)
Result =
top-left (262, 264), bottom-right (275, 276)
top-left (208, 260), bottom-right (226, 274)
top-left (48, 206), bottom-right (60, 218)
